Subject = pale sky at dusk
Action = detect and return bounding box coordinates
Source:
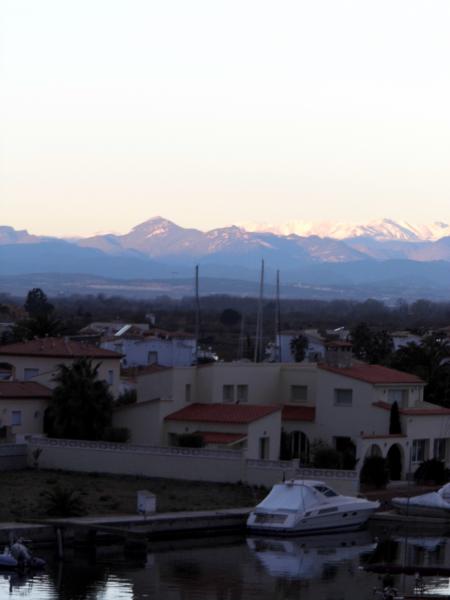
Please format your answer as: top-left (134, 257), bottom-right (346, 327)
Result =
top-left (1, 0), bottom-right (450, 237)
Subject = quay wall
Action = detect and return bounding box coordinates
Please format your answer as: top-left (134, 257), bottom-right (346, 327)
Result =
top-left (27, 438), bottom-right (359, 495)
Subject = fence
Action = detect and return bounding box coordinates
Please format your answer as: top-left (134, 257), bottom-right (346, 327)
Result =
top-left (27, 437), bottom-right (359, 494)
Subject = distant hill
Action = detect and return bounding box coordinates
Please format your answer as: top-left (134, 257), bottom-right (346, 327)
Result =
top-left (3, 217), bottom-right (450, 300)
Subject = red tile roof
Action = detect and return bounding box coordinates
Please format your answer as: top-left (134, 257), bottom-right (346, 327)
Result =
top-left (0, 338), bottom-right (122, 359)
top-left (319, 363), bottom-right (425, 385)
top-left (165, 403), bottom-right (280, 424)
top-left (373, 400), bottom-right (450, 416)
top-left (282, 406), bottom-right (316, 422)
top-left (194, 431), bottom-right (247, 444)
top-left (0, 381), bottom-right (52, 399)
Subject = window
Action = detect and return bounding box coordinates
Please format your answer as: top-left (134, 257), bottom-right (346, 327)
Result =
top-left (223, 385), bottom-right (234, 403)
top-left (107, 370), bottom-right (114, 385)
top-left (334, 389), bottom-right (353, 406)
top-left (388, 388), bottom-right (409, 406)
top-left (24, 368), bottom-right (39, 380)
top-left (412, 439), bottom-right (427, 463)
top-left (259, 437), bottom-right (270, 459)
top-left (11, 411), bottom-right (21, 426)
top-left (237, 385), bottom-right (248, 403)
top-left (434, 438), bottom-right (446, 461)
top-left (185, 384), bottom-right (191, 403)
top-left (290, 385), bottom-right (307, 403)
top-left (148, 351), bottom-right (158, 365)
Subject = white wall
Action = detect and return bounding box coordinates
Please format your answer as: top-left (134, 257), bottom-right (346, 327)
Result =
top-left (27, 437), bottom-right (359, 493)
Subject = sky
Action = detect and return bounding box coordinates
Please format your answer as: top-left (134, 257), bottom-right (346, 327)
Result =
top-left (1, 0), bottom-right (450, 237)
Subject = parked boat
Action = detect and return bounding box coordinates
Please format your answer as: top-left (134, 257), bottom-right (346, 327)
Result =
top-left (391, 483), bottom-right (450, 518)
top-left (0, 539), bottom-right (46, 571)
top-left (247, 479), bottom-right (379, 535)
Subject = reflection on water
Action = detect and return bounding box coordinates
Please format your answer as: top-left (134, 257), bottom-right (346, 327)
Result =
top-left (4, 531), bottom-right (450, 599)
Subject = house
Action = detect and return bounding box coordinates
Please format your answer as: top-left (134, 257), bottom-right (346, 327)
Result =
top-left (0, 337), bottom-right (122, 398)
top-left (0, 381), bottom-right (52, 440)
top-left (100, 329), bottom-right (195, 369)
top-left (112, 340), bottom-right (450, 480)
top-left (269, 329), bottom-right (328, 363)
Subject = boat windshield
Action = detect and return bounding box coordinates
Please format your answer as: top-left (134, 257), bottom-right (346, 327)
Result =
top-left (313, 485), bottom-right (338, 498)
top-left (257, 484), bottom-right (318, 512)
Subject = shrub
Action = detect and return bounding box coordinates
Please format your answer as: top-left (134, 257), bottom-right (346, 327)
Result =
top-left (312, 446), bottom-right (341, 469)
top-left (43, 486), bottom-right (86, 517)
top-left (360, 456), bottom-right (389, 488)
top-left (115, 389), bottom-right (137, 406)
top-left (102, 427), bottom-right (130, 443)
top-left (414, 459), bottom-right (448, 485)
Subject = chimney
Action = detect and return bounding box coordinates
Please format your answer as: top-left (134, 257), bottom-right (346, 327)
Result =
top-left (324, 341), bottom-right (353, 368)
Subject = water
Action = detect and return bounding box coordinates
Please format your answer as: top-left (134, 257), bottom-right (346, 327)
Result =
top-left (3, 531), bottom-right (450, 599)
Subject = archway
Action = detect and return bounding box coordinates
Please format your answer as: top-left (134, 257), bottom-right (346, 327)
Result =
top-left (387, 444), bottom-right (403, 481)
top-left (366, 444), bottom-right (382, 458)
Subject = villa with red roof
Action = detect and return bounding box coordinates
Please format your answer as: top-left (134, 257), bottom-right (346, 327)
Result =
top-left (0, 337), bottom-right (122, 398)
top-left (112, 342), bottom-right (450, 477)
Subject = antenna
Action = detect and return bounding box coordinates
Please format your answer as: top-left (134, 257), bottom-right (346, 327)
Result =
top-left (195, 265), bottom-right (200, 365)
top-left (238, 313), bottom-right (245, 360)
top-left (254, 259), bottom-right (264, 362)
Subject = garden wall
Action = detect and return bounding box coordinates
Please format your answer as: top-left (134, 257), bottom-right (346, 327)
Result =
top-left (27, 438), bottom-right (359, 494)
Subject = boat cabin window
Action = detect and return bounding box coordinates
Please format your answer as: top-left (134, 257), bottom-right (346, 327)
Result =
top-left (313, 485), bottom-right (338, 497)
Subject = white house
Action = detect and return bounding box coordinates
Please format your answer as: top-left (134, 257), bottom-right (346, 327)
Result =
top-left (101, 329), bottom-right (195, 368)
top-left (112, 341), bottom-right (450, 480)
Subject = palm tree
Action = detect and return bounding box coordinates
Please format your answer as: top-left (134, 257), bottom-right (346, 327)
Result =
top-left (46, 358), bottom-right (113, 440)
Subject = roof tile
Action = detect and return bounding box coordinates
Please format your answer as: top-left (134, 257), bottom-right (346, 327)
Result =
top-left (0, 381), bottom-right (52, 399)
top-left (319, 363), bottom-right (424, 384)
top-left (0, 337), bottom-right (122, 359)
top-left (165, 403), bottom-right (280, 424)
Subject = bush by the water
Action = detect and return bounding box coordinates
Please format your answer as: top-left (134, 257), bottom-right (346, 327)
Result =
top-left (360, 456), bottom-right (389, 488)
top-left (414, 459), bottom-right (449, 485)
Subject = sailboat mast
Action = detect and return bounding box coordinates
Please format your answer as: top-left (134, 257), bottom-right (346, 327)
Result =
top-left (275, 269), bottom-right (281, 362)
top-left (254, 259), bottom-right (264, 362)
top-left (195, 265), bottom-right (200, 365)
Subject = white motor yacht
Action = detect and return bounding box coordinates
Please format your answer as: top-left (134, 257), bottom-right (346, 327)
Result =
top-left (391, 483), bottom-right (450, 517)
top-left (247, 479), bottom-right (379, 535)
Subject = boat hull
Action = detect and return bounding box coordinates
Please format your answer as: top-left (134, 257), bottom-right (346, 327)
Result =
top-left (391, 501), bottom-right (450, 519)
top-left (247, 506), bottom-right (377, 535)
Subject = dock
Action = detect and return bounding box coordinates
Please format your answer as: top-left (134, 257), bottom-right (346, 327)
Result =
top-left (0, 507), bottom-right (252, 551)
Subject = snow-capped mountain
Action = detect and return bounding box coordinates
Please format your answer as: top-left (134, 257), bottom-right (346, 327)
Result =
top-left (4, 216), bottom-right (450, 299)
top-left (242, 218), bottom-right (450, 242)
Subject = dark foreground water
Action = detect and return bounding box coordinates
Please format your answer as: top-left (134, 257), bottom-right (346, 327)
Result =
top-left (3, 530), bottom-right (450, 599)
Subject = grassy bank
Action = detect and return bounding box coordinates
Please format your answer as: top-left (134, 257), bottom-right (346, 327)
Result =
top-left (0, 469), bottom-right (267, 521)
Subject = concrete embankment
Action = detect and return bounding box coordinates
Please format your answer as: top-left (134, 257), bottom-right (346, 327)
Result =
top-left (0, 507), bottom-right (252, 547)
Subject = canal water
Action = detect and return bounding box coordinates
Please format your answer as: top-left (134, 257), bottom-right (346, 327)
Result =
top-left (2, 530), bottom-right (450, 599)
